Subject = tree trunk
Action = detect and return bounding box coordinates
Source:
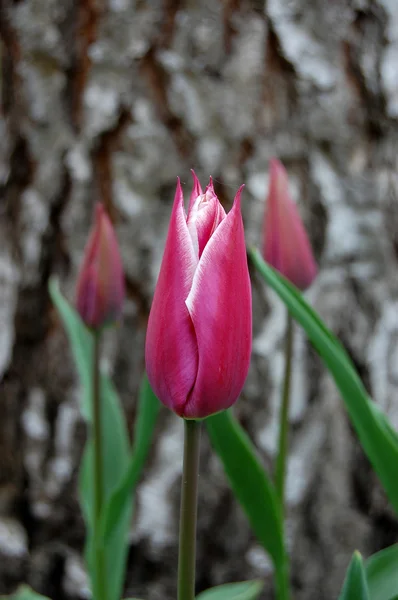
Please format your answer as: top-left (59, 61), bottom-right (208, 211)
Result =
top-left (1, 1), bottom-right (398, 599)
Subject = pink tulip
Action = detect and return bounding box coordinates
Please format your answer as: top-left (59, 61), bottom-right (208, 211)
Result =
top-left (263, 158), bottom-right (317, 290)
top-left (76, 203), bottom-right (125, 329)
top-left (145, 172), bottom-right (252, 419)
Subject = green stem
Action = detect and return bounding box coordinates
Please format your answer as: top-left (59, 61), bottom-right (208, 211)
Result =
top-left (177, 419), bottom-right (202, 600)
top-left (92, 332), bottom-right (106, 600)
top-left (275, 561), bottom-right (290, 600)
top-left (274, 311), bottom-right (294, 600)
top-left (275, 311), bottom-right (294, 512)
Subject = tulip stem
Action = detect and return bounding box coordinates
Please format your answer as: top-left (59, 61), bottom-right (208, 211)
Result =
top-left (92, 331), bottom-right (106, 600)
top-left (275, 562), bottom-right (291, 600)
top-left (178, 419), bottom-right (202, 600)
top-left (275, 311), bottom-right (294, 512)
top-left (274, 311), bottom-right (293, 600)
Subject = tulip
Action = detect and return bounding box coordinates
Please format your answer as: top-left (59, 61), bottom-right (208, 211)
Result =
top-left (145, 172), bottom-right (252, 419)
top-left (263, 158), bottom-right (317, 290)
top-left (76, 203), bottom-right (125, 329)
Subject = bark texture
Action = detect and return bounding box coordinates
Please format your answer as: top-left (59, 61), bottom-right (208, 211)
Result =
top-left (1, 1), bottom-right (398, 599)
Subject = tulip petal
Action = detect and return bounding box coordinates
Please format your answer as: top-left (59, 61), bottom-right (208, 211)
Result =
top-left (76, 264), bottom-right (98, 326)
top-left (98, 209), bottom-right (126, 320)
top-left (145, 179), bottom-right (199, 415)
top-left (188, 169), bottom-right (203, 215)
top-left (76, 204), bottom-right (125, 328)
top-left (264, 159), bottom-right (317, 290)
top-left (184, 186), bottom-right (252, 418)
top-left (187, 178), bottom-right (227, 258)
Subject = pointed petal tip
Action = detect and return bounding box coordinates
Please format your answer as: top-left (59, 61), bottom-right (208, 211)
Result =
top-left (174, 177), bottom-right (184, 200)
top-left (190, 170), bottom-right (202, 191)
top-left (269, 157), bottom-right (283, 171)
top-left (232, 184), bottom-right (245, 209)
top-left (269, 157), bottom-right (288, 185)
top-left (206, 176), bottom-right (215, 194)
top-left (188, 170), bottom-right (203, 214)
top-left (95, 202), bottom-right (106, 221)
top-left (171, 177), bottom-right (187, 218)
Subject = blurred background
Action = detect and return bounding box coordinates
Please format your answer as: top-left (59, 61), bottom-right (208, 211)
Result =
top-left (1, 0), bottom-right (398, 598)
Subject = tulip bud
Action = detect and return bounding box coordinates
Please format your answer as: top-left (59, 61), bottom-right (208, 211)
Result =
top-left (145, 173), bottom-right (252, 419)
top-left (263, 158), bottom-right (317, 290)
top-left (76, 203), bottom-right (125, 329)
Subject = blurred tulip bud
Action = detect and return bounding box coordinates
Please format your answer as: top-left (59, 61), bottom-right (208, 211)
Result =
top-left (263, 158), bottom-right (317, 290)
top-left (76, 203), bottom-right (125, 329)
top-left (145, 172), bottom-right (252, 419)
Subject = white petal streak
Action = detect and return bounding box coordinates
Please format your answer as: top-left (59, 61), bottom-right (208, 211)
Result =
top-left (185, 191), bottom-right (240, 317)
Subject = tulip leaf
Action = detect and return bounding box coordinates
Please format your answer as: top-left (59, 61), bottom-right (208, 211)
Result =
top-left (338, 552), bottom-right (370, 600)
top-left (1, 586), bottom-right (51, 600)
top-left (49, 279), bottom-right (131, 600)
top-left (365, 543), bottom-right (398, 600)
top-left (249, 248), bottom-right (398, 516)
top-left (100, 374), bottom-right (160, 542)
top-left (196, 580), bottom-right (264, 600)
top-left (206, 411), bottom-right (286, 577)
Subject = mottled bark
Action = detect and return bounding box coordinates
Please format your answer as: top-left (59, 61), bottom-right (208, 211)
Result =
top-left (1, 1), bottom-right (398, 599)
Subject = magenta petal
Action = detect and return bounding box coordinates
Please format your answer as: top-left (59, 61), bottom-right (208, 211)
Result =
top-left (76, 263), bottom-right (98, 326)
top-left (188, 169), bottom-right (203, 215)
top-left (76, 203), bottom-right (125, 328)
top-left (184, 186), bottom-right (252, 418)
top-left (264, 159), bottom-right (317, 290)
top-left (187, 178), bottom-right (227, 257)
top-left (145, 179), bottom-right (199, 415)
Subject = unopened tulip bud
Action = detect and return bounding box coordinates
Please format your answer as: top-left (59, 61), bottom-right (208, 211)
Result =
top-left (76, 203), bottom-right (125, 329)
top-left (145, 173), bottom-right (252, 419)
top-left (263, 158), bottom-right (317, 290)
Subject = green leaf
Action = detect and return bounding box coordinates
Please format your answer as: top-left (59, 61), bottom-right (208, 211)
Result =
top-left (196, 580), bottom-right (264, 600)
top-left (48, 279), bottom-right (94, 420)
top-left (1, 586), bottom-right (51, 600)
top-left (365, 543), bottom-right (398, 600)
top-left (339, 551), bottom-right (369, 600)
top-left (249, 248), bottom-right (398, 516)
top-left (206, 411), bottom-right (285, 570)
top-left (101, 374), bottom-right (160, 541)
top-left (49, 279), bottom-right (131, 600)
